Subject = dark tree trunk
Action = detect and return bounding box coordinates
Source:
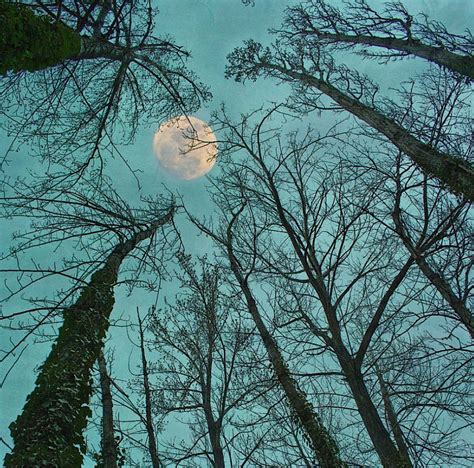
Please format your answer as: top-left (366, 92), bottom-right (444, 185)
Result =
top-left (98, 352), bottom-right (118, 468)
top-left (200, 322), bottom-right (226, 468)
top-left (335, 347), bottom-right (412, 468)
top-left (206, 421), bottom-right (226, 468)
top-left (264, 63), bottom-right (474, 200)
top-left (4, 212), bottom-right (172, 467)
top-left (315, 32), bottom-right (474, 80)
top-left (226, 234), bottom-right (344, 468)
top-left (137, 308), bottom-right (161, 468)
top-left (392, 208), bottom-right (473, 338)
top-left (375, 366), bottom-right (412, 463)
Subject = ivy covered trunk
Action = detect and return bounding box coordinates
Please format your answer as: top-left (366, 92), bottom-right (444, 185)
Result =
top-left (4, 213), bottom-right (172, 467)
top-left (0, 0), bottom-right (81, 75)
top-left (226, 240), bottom-right (345, 468)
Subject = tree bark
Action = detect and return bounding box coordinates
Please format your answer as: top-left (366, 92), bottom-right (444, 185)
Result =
top-left (77, 36), bottom-right (130, 62)
top-left (0, 0), bottom-right (81, 75)
top-left (225, 227), bottom-right (344, 468)
top-left (4, 211), bottom-right (173, 467)
top-left (206, 419), bottom-right (226, 468)
top-left (202, 349), bottom-right (226, 466)
top-left (199, 306), bottom-right (226, 468)
top-left (98, 352), bottom-right (118, 468)
top-left (375, 366), bottom-right (412, 463)
top-left (314, 32), bottom-right (474, 80)
top-left (137, 308), bottom-right (161, 468)
top-left (391, 208), bottom-right (473, 338)
top-left (262, 63), bottom-right (474, 200)
top-left (335, 346), bottom-right (412, 468)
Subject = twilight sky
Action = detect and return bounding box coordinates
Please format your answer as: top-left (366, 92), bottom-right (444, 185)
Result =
top-left (0, 0), bottom-right (473, 465)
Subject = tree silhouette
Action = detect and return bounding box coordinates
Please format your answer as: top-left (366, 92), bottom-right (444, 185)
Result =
top-left (226, 3), bottom-right (474, 200)
top-left (193, 106), bottom-right (472, 466)
top-left (282, 0), bottom-right (474, 80)
top-left (0, 0), bottom-right (209, 177)
top-left (1, 176), bottom-right (175, 466)
top-left (146, 256), bottom-right (263, 466)
top-left (97, 351), bottom-right (120, 468)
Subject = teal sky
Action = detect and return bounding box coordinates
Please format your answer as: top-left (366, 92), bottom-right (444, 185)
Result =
top-left (1, 0), bottom-right (473, 465)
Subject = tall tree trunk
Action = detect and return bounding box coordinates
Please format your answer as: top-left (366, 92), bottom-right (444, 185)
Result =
top-left (4, 212), bottom-right (173, 467)
top-left (262, 63), bottom-right (474, 200)
top-left (199, 313), bottom-right (226, 468)
top-left (0, 0), bottom-right (81, 75)
top-left (335, 346), bottom-right (412, 468)
top-left (375, 366), bottom-right (412, 463)
top-left (391, 207), bottom-right (474, 338)
top-left (314, 32), bottom-right (474, 80)
top-left (206, 420), bottom-right (226, 468)
top-left (202, 378), bottom-right (226, 467)
top-left (137, 308), bottom-right (161, 468)
top-left (225, 229), bottom-right (345, 468)
top-left (98, 352), bottom-right (118, 468)
top-left (254, 166), bottom-right (413, 468)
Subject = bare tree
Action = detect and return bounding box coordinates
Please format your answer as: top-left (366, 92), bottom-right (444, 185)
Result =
top-left (198, 219), bottom-right (345, 467)
top-left (0, 176), bottom-right (175, 466)
top-left (338, 125), bottom-right (474, 463)
top-left (282, 0), bottom-right (474, 80)
top-left (391, 172), bottom-right (472, 337)
top-left (188, 174), bottom-right (345, 464)
top-left (97, 351), bottom-right (119, 468)
top-left (341, 72), bottom-right (473, 337)
top-left (0, 0), bottom-right (209, 176)
top-left (136, 307), bottom-right (162, 468)
top-left (145, 256), bottom-right (265, 467)
top-left (225, 11), bottom-right (474, 200)
top-left (92, 344), bottom-right (161, 467)
top-left (197, 107), bottom-right (472, 466)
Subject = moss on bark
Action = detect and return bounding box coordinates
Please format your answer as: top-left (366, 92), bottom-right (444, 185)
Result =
top-left (4, 265), bottom-right (117, 467)
top-left (0, 0), bottom-right (81, 75)
top-left (4, 209), bottom-right (174, 466)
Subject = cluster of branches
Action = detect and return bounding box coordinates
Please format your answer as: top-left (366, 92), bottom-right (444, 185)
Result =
top-left (0, 1), bottom-right (472, 467)
top-left (0, 0), bottom-right (210, 178)
top-left (226, 0), bottom-right (474, 200)
top-left (179, 107), bottom-right (472, 467)
top-left (91, 256), bottom-right (342, 467)
top-left (282, 0), bottom-right (474, 76)
top-left (92, 108), bottom-right (472, 467)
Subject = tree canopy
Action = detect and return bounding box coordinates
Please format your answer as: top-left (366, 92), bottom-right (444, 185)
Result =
top-left (1, 1), bottom-right (472, 466)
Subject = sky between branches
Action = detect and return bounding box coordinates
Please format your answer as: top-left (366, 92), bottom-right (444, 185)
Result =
top-left (0, 0), bottom-right (472, 465)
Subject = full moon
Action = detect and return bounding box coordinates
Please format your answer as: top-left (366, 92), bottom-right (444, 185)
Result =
top-left (153, 116), bottom-right (218, 180)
